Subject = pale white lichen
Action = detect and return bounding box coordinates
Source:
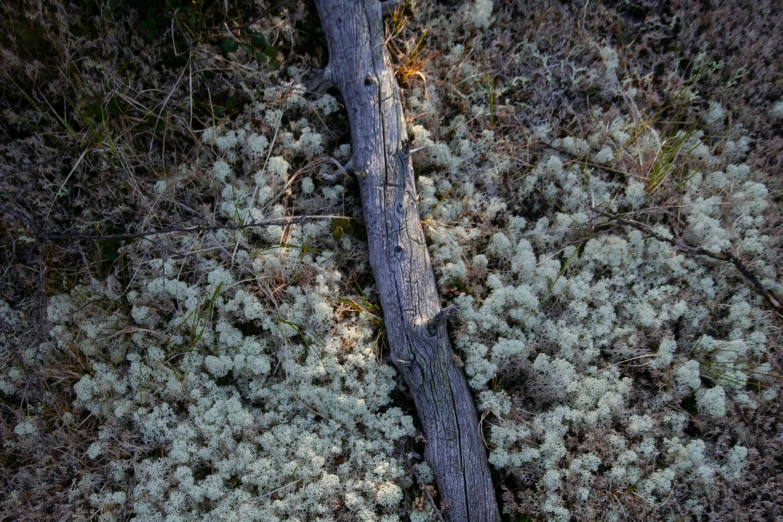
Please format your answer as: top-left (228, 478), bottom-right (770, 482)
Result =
top-left (469, 0), bottom-right (494, 30)
top-left (771, 99), bottom-right (783, 120)
top-left (375, 481), bottom-right (403, 508)
top-left (14, 420), bottom-right (38, 437)
top-left (698, 385), bottom-right (727, 419)
top-left (301, 176), bottom-right (314, 194)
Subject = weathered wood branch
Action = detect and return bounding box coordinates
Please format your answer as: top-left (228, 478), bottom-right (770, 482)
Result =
top-left (313, 1), bottom-right (500, 520)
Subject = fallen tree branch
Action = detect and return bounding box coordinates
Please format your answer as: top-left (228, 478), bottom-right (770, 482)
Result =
top-left (313, 1), bottom-right (500, 520)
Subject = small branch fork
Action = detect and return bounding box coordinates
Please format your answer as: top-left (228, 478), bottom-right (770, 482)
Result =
top-left (400, 439), bottom-right (447, 522)
top-left (591, 207), bottom-right (783, 319)
top-left (321, 156), bottom-right (355, 185)
top-left (3, 215), bottom-right (350, 243)
top-left (426, 305), bottom-right (456, 336)
top-left (411, 472), bottom-right (447, 522)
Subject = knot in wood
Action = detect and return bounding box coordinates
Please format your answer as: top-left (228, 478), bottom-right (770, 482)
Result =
top-left (364, 74), bottom-right (378, 87)
top-left (426, 305), bottom-right (457, 336)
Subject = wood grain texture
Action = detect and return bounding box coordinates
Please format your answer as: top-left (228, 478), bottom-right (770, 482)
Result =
top-left (312, 1), bottom-right (500, 520)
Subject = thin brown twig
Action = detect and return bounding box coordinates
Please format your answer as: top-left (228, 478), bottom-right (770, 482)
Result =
top-left (10, 215), bottom-right (352, 243)
top-left (592, 207), bottom-right (783, 318)
top-left (410, 468), bottom-right (447, 522)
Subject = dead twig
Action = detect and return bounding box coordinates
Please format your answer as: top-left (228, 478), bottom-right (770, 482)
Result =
top-left (591, 207), bottom-right (783, 319)
top-left (5, 215), bottom-right (353, 243)
top-left (410, 467), bottom-right (447, 522)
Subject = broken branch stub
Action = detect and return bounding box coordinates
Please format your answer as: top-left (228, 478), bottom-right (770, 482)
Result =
top-left (312, 1), bottom-right (500, 521)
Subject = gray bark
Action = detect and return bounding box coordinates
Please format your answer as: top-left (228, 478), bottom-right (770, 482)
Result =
top-left (312, 1), bottom-right (500, 521)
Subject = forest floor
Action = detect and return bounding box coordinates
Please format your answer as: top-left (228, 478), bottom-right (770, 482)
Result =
top-left (1, 1), bottom-right (782, 521)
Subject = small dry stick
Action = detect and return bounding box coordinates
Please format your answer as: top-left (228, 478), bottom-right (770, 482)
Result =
top-left (410, 468), bottom-right (447, 522)
top-left (29, 215), bottom-right (349, 242)
top-left (592, 207), bottom-right (783, 318)
top-left (321, 156), bottom-right (355, 185)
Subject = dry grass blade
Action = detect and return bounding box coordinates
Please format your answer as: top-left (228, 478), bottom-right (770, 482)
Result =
top-left (644, 129), bottom-right (698, 194)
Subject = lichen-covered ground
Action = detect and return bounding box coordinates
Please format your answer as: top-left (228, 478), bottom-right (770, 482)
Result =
top-left (2, 1), bottom-right (782, 521)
